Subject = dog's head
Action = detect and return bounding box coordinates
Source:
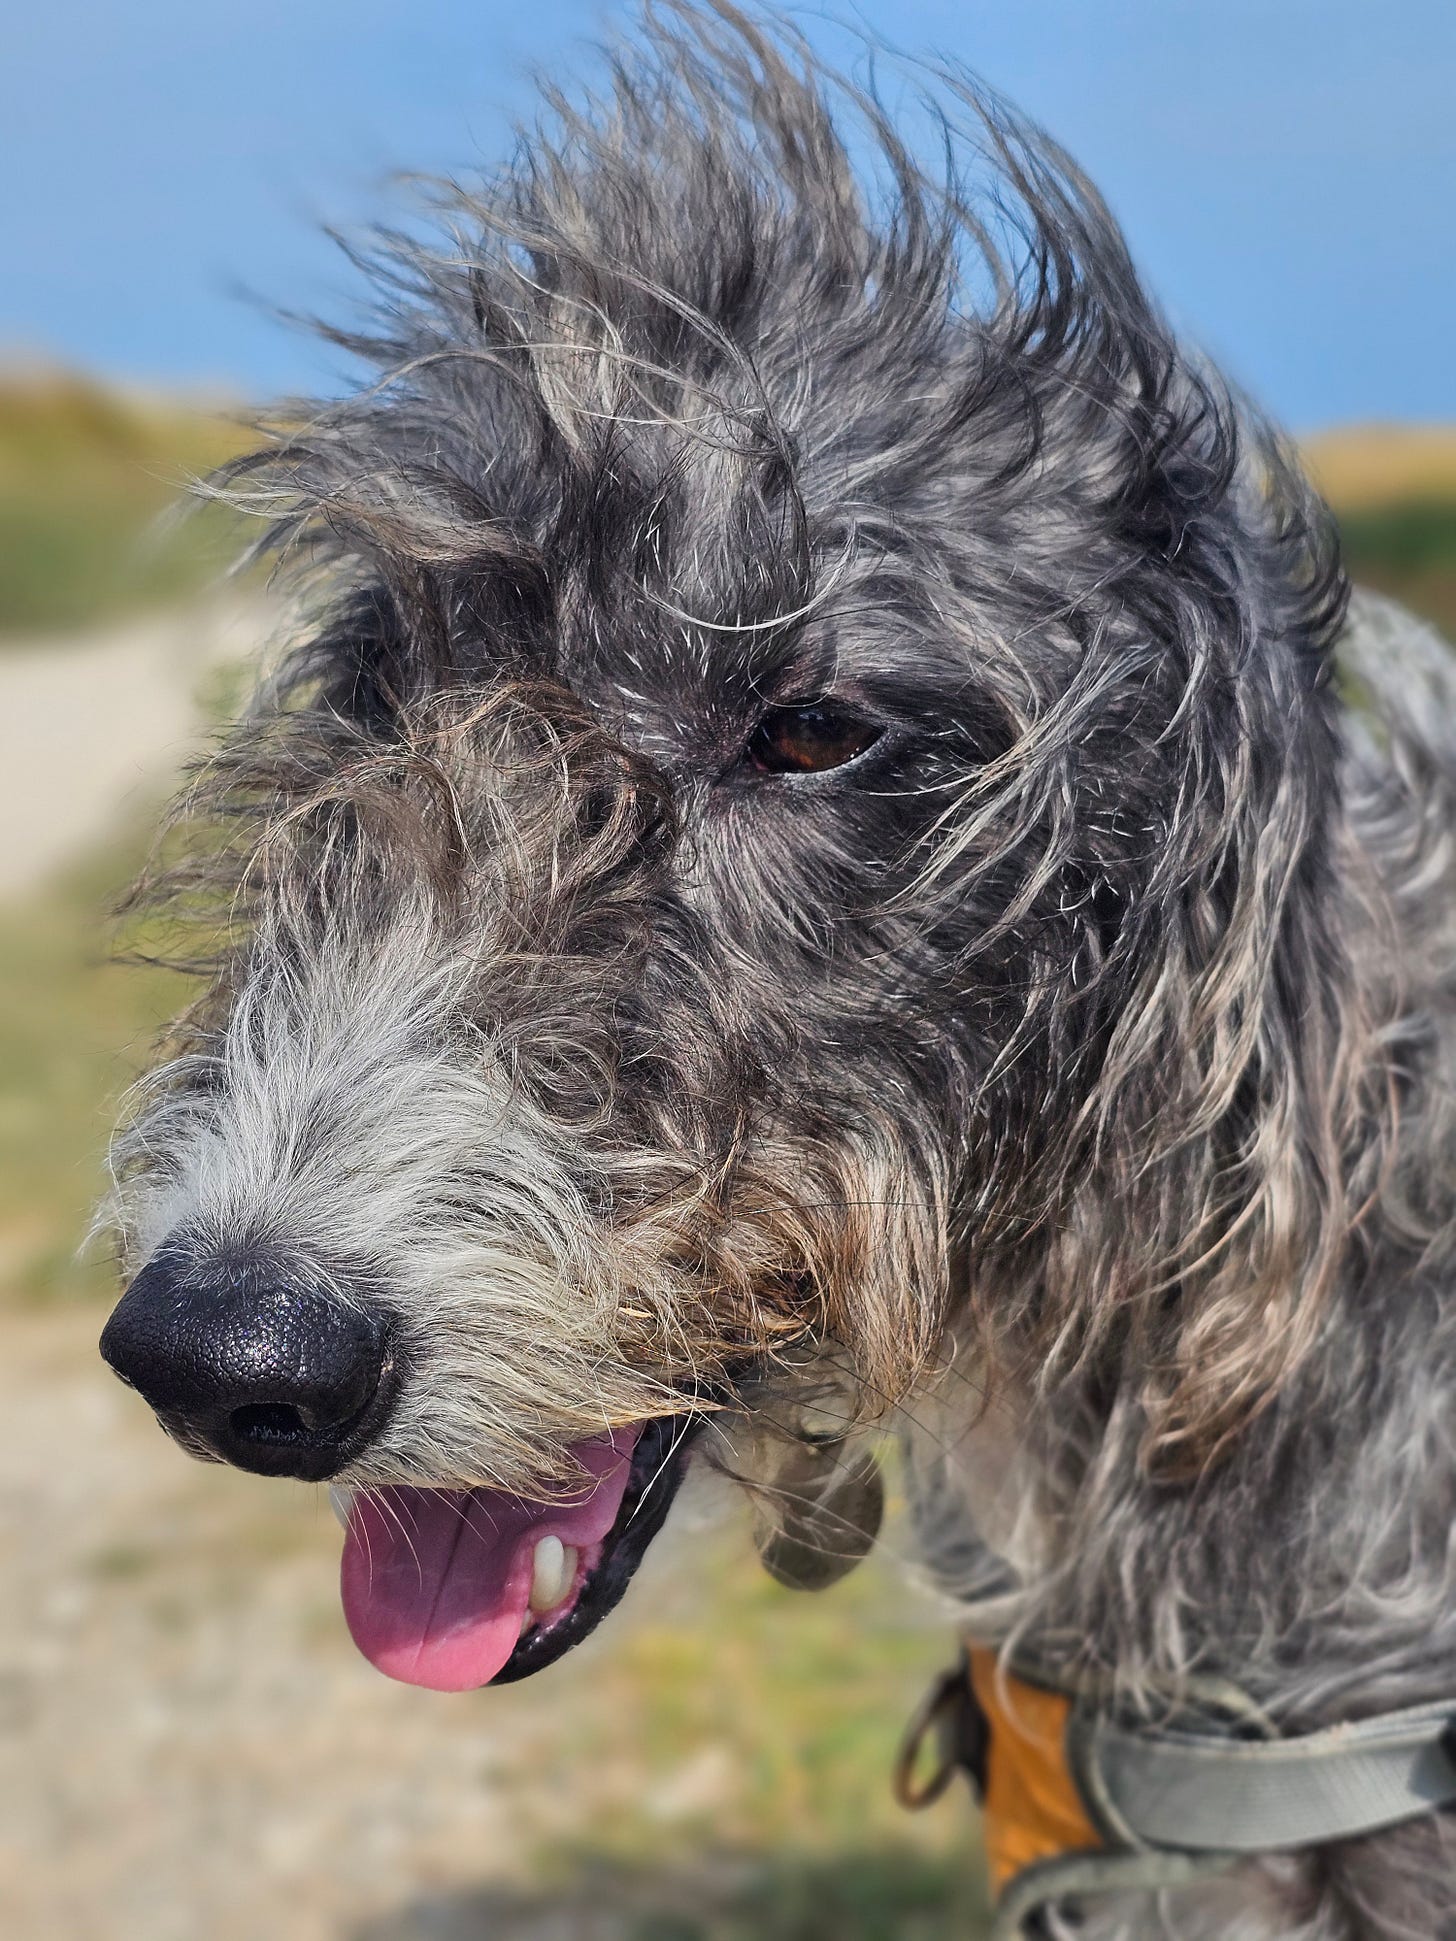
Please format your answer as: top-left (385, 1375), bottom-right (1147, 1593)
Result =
top-left (99, 6), bottom-right (1357, 1686)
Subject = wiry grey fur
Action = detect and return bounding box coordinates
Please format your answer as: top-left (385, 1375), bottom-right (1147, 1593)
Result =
top-left (103, 7), bottom-right (1456, 1934)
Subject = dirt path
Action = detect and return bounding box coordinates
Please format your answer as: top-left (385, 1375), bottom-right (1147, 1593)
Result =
top-left (0, 1305), bottom-right (748, 1941)
top-left (0, 1308), bottom-right (516, 1939)
top-left (0, 601), bottom-right (271, 899)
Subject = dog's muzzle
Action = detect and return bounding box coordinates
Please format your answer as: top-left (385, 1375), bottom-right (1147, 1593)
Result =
top-left (99, 1251), bottom-right (394, 1480)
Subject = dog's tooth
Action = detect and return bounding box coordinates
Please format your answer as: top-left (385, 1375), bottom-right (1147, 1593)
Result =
top-left (528, 1535), bottom-right (577, 1613)
top-left (328, 1485), bottom-right (355, 1529)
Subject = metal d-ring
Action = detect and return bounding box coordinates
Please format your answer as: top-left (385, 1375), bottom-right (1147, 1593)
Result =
top-left (894, 1649), bottom-right (987, 1810)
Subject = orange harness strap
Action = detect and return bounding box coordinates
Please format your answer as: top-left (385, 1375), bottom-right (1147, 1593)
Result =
top-left (898, 1644), bottom-right (1247, 1932)
top-left (895, 1642), bottom-right (1106, 1897)
top-left (965, 1644), bottom-right (1104, 1891)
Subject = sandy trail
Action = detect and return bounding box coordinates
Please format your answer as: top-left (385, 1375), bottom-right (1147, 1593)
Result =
top-left (0, 601), bottom-right (271, 899)
top-left (0, 1305), bottom-right (524, 1941)
top-left (0, 1304), bottom-right (732, 1941)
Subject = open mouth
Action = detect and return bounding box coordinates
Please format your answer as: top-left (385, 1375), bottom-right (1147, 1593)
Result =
top-left (337, 1415), bottom-right (695, 1690)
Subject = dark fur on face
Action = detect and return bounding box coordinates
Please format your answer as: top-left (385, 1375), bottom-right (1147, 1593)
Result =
top-left (102, 8), bottom-right (1456, 1932)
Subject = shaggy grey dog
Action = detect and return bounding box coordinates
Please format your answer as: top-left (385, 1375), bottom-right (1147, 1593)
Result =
top-left (97, 6), bottom-right (1456, 1935)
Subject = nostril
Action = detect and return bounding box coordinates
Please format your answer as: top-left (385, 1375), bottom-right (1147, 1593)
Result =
top-left (229, 1402), bottom-right (311, 1445)
top-left (227, 1374), bottom-right (382, 1446)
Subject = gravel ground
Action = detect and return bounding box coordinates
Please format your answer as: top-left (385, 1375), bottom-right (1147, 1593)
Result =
top-left (0, 1306), bottom-right (551, 1940)
top-left (0, 1303), bottom-right (986, 1941)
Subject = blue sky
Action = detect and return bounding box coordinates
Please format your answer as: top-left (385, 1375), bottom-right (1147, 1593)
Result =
top-left (4, 1), bottom-right (1453, 430)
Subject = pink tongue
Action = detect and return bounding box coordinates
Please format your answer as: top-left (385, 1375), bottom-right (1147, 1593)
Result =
top-left (340, 1428), bottom-right (641, 1691)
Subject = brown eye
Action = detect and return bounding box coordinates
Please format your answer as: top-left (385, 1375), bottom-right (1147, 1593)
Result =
top-left (744, 700), bottom-right (883, 775)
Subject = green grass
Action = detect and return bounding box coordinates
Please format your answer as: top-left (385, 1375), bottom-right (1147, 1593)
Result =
top-left (365, 1845), bottom-right (987, 1940)
top-left (1338, 497), bottom-right (1456, 638)
top-left (0, 829), bottom-right (190, 1303)
top-left (1339, 498), bottom-right (1456, 575)
top-left (0, 373), bottom-right (249, 636)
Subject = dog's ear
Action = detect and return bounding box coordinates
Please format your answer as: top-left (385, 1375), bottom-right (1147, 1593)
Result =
top-left (919, 115), bottom-right (1378, 1477)
top-left (1033, 418), bottom-right (1370, 1479)
top-left (1080, 566), bottom-right (1371, 1479)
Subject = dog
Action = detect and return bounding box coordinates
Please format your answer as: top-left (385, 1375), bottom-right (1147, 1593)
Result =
top-left (96, 7), bottom-right (1456, 1935)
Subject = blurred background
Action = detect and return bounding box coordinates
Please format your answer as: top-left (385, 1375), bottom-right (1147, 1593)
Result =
top-left (2, 4), bottom-right (1454, 1937)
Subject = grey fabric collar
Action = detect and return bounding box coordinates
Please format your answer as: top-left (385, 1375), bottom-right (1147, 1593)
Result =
top-left (1071, 1694), bottom-right (1456, 1856)
top-left (898, 1644), bottom-right (1456, 1936)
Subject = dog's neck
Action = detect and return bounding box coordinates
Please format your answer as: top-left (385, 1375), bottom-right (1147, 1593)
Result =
top-left (907, 1231), bottom-right (1456, 1734)
top-left (901, 594), bottom-right (1456, 1737)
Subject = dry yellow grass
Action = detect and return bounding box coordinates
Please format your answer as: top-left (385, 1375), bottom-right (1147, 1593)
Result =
top-left (1301, 424), bottom-right (1456, 511)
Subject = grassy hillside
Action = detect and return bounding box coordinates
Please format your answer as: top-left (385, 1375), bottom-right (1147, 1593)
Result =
top-left (0, 371), bottom-right (248, 635)
top-left (1303, 424), bottom-right (1456, 510)
top-left (1306, 424), bottom-right (1456, 637)
top-left (0, 832), bottom-right (191, 1304)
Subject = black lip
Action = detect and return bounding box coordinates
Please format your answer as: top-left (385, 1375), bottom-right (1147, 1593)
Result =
top-left (489, 1413), bottom-right (697, 1684)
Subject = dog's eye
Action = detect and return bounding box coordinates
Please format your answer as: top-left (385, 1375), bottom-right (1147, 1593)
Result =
top-left (744, 701), bottom-right (882, 776)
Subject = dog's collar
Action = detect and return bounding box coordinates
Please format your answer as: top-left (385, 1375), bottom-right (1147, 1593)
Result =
top-left (897, 1642), bottom-right (1456, 1937)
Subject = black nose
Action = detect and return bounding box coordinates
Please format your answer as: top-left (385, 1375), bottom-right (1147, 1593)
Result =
top-left (100, 1252), bottom-right (393, 1480)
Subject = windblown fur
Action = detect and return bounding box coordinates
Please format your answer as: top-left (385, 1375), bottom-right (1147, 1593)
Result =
top-left (105, 6), bottom-right (1456, 1934)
